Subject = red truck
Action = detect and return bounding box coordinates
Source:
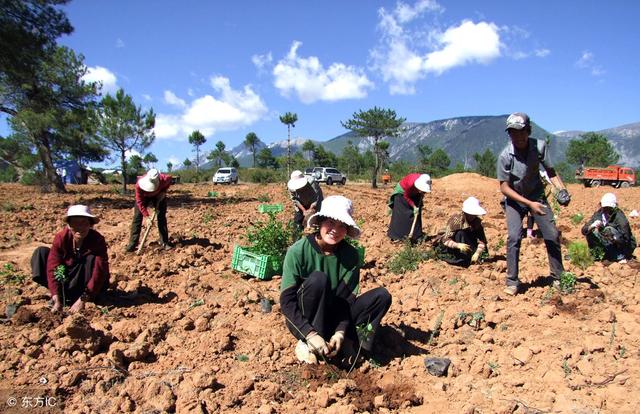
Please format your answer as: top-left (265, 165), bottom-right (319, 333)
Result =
top-left (575, 165), bottom-right (636, 188)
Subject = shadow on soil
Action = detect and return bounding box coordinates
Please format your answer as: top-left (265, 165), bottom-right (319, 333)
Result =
top-left (97, 286), bottom-right (177, 309)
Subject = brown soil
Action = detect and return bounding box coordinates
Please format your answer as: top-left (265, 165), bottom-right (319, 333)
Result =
top-left (1, 177), bottom-right (639, 413)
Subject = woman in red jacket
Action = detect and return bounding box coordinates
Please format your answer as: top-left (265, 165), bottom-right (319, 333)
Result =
top-left (387, 173), bottom-right (432, 241)
top-left (31, 205), bottom-right (110, 313)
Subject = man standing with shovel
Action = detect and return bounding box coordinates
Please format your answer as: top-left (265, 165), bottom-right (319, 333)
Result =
top-left (125, 168), bottom-right (174, 253)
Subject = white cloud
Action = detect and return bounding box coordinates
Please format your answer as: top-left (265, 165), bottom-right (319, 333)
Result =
top-left (83, 66), bottom-right (118, 94)
top-left (423, 20), bottom-right (501, 75)
top-left (142, 94), bottom-right (152, 101)
top-left (124, 149), bottom-right (140, 160)
top-left (395, 0), bottom-right (442, 23)
top-left (575, 50), bottom-right (605, 76)
top-left (154, 76), bottom-right (268, 140)
top-left (252, 52), bottom-right (273, 69)
top-left (535, 48), bottom-right (550, 57)
top-left (187, 88), bottom-right (195, 97)
top-left (273, 41), bottom-right (374, 103)
top-left (163, 90), bottom-right (186, 108)
top-left (116, 38), bottom-right (125, 48)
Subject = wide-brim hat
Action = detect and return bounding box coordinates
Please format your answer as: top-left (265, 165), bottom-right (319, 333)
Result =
top-left (139, 168), bottom-right (160, 192)
top-left (307, 195), bottom-right (361, 239)
top-left (287, 170), bottom-right (308, 191)
top-left (600, 192), bottom-right (617, 208)
top-left (505, 112), bottom-right (530, 131)
top-left (462, 197), bottom-right (486, 216)
top-left (414, 174), bottom-right (432, 193)
top-left (65, 204), bottom-right (99, 224)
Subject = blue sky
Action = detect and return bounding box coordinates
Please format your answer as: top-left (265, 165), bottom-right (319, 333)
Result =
top-left (11, 1), bottom-right (640, 170)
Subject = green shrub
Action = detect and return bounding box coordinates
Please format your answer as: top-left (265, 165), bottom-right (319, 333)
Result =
top-left (388, 241), bottom-right (427, 274)
top-left (567, 241), bottom-right (593, 269)
top-left (0, 263), bottom-right (26, 285)
top-left (559, 271), bottom-right (577, 294)
top-left (245, 212), bottom-right (293, 258)
top-left (245, 168), bottom-right (285, 184)
top-left (570, 213), bottom-right (584, 225)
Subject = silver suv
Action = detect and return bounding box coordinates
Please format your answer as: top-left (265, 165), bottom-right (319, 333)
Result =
top-left (212, 167), bottom-right (238, 184)
top-left (307, 167), bottom-right (346, 185)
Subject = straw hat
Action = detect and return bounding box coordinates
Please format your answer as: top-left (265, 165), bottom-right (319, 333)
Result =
top-left (307, 195), bottom-right (361, 239)
top-left (138, 168), bottom-right (160, 192)
top-left (65, 205), bottom-right (99, 224)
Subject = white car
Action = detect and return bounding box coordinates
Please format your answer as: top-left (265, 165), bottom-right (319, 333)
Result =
top-left (307, 167), bottom-right (346, 185)
top-left (212, 167), bottom-right (238, 185)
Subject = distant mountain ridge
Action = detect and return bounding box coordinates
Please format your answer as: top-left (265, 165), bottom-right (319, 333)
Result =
top-left (216, 116), bottom-right (640, 169)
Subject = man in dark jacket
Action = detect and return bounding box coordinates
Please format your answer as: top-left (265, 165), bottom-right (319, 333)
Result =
top-left (582, 192), bottom-right (636, 262)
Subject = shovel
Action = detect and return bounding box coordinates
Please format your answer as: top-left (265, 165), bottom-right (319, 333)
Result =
top-left (136, 209), bottom-right (157, 255)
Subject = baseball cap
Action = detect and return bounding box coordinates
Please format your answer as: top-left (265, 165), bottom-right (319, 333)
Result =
top-left (505, 112), bottom-right (530, 131)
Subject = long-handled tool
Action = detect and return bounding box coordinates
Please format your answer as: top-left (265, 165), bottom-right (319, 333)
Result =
top-left (409, 208), bottom-right (419, 241)
top-left (136, 209), bottom-right (157, 255)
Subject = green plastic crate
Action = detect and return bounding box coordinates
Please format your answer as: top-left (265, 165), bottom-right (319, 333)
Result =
top-left (231, 245), bottom-right (283, 280)
top-left (258, 203), bottom-right (284, 214)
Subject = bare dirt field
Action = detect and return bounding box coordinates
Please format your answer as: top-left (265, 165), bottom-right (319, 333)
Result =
top-left (0, 174), bottom-right (639, 413)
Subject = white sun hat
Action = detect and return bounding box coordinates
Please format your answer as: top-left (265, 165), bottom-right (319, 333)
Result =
top-left (287, 170), bottom-right (308, 192)
top-left (307, 195), bottom-right (361, 239)
top-left (600, 192), bottom-right (617, 208)
top-left (65, 204), bottom-right (99, 224)
top-left (414, 174), bottom-right (432, 193)
top-left (138, 168), bottom-right (160, 192)
top-left (462, 197), bottom-right (487, 216)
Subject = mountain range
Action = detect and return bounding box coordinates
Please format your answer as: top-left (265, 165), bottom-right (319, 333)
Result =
top-left (202, 116), bottom-right (640, 170)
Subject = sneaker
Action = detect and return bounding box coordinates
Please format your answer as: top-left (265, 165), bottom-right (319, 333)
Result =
top-left (295, 340), bottom-right (318, 364)
top-left (503, 285), bottom-right (518, 296)
top-left (161, 242), bottom-right (174, 250)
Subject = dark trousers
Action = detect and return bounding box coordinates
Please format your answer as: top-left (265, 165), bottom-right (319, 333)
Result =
top-left (441, 229), bottom-right (478, 268)
top-left (31, 246), bottom-right (102, 305)
top-left (388, 194), bottom-right (423, 241)
top-left (505, 198), bottom-right (564, 287)
top-left (285, 271), bottom-right (392, 352)
top-left (127, 197), bottom-right (169, 249)
top-left (585, 228), bottom-right (628, 261)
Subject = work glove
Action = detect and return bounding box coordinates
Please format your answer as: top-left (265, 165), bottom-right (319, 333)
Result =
top-left (589, 220), bottom-right (603, 231)
top-left (327, 331), bottom-right (345, 357)
top-left (456, 243), bottom-right (472, 253)
top-left (306, 332), bottom-right (329, 356)
top-left (555, 189), bottom-right (571, 207)
top-left (471, 251), bottom-right (481, 263)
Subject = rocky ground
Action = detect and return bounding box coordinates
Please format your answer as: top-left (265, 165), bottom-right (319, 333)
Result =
top-left (0, 174), bottom-right (639, 413)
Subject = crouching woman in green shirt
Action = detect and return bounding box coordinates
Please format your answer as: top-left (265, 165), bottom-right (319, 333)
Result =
top-left (280, 195), bottom-right (392, 364)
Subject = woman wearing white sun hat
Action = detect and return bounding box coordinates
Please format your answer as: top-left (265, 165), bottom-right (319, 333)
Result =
top-left (31, 205), bottom-right (110, 313)
top-left (126, 168), bottom-right (173, 252)
top-left (581, 192), bottom-right (636, 262)
top-left (287, 170), bottom-right (323, 230)
top-left (387, 173), bottom-right (432, 241)
top-left (432, 197), bottom-right (489, 267)
top-left (280, 195), bottom-right (391, 364)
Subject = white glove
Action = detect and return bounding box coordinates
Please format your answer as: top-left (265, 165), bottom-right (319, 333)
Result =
top-left (471, 251), bottom-right (481, 263)
top-left (456, 243), bottom-right (472, 254)
top-left (590, 220), bottom-right (603, 231)
top-left (327, 331), bottom-right (345, 357)
top-left (306, 332), bottom-right (329, 356)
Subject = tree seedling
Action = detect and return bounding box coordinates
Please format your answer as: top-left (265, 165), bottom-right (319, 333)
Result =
top-left (53, 265), bottom-right (68, 307)
top-left (558, 271), bottom-right (577, 294)
top-left (487, 361), bottom-right (500, 376)
top-left (562, 359), bottom-right (572, 377)
top-left (188, 299), bottom-right (204, 310)
top-left (570, 213), bottom-right (584, 225)
top-left (0, 263), bottom-right (26, 285)
top-left (567, 241), bottom-right (593, 270)
top-left (236, 354), bottom-right (249, 362)
top-left (427, 310), bottom-right (444, 345)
